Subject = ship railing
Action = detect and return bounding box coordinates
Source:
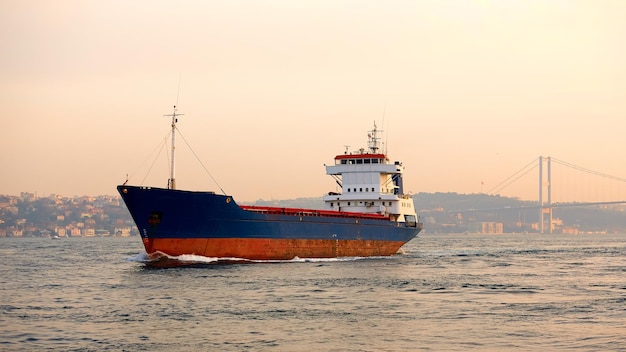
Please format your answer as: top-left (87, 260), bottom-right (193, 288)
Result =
top-left (240, 205), bottom-right (390, 220)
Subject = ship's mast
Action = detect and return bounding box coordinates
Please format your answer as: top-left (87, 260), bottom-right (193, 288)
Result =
top-left (368, 121), bottom-right (382, 154)
top-left (165, 105), bottom-right (183, 189)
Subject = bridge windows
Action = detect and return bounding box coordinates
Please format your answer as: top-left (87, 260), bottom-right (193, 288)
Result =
top-left (336, 158), bottom-right (384, 165)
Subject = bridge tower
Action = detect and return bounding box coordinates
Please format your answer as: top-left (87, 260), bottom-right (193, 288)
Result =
top-left (539, 156), bottom-right (552, 234)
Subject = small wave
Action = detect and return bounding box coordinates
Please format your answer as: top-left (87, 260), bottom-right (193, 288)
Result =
top-left (126, 251), bottom-right (223, 263)
top-left (176, 253), bottom-right (244, 263)
top-left (287, 256), bottom-right (389, 263)
top-left (127, 251), bottom-right (244, 267)
top-left (126, 252), bottom-right (151, 262)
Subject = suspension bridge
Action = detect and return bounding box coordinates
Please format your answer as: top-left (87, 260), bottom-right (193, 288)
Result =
top-left (481, 156), bottom-right (626, 234)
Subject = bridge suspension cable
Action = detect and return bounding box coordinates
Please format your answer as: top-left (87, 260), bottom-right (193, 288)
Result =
top-left (551, 158), bottom-right (626, 183)
top-left (486, 158), bottom-right (537, 195)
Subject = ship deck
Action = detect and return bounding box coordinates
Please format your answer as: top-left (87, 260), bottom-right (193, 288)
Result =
top-left (240, 205), bottom-right (390, 220)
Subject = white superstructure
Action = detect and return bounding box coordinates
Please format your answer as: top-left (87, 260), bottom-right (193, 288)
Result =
top-left (323, 123), bottom-right (418, 225)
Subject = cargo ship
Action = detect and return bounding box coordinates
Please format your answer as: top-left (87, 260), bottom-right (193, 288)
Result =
top-left (117, 107), bottom-right (422, 260)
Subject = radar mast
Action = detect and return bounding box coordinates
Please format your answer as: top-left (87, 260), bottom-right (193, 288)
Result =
top-left (367, 121), bottom-right (382, 154)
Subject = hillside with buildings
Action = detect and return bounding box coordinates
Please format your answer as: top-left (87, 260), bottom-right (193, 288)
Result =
top-left (415, 192), bottom-right (626, 234)
top-left (0, 192), bottom-right (136, 238)
top-left (1, 192), bottom-right (624, 238)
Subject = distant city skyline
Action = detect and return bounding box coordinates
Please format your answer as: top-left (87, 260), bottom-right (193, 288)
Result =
top-left (2, 1), bottom-right (625, 202)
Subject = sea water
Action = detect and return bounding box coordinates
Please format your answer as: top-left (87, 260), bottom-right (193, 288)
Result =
top-left (1, 233), bottom-right (624, 351)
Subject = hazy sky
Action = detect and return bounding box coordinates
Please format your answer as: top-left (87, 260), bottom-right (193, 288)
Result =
top-left (2, 1), bottom-right (625, 202)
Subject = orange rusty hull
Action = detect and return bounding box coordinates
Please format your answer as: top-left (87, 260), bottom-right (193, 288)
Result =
top-left (143, 237), bottom-right (407, 260)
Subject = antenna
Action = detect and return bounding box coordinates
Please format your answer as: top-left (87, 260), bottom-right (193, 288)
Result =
top-left (164, 105), bottom-right (184, 189)
top-left (380, 105), bottom-right (389, 155)
top-left (382, 104), bottom-right (386, 123)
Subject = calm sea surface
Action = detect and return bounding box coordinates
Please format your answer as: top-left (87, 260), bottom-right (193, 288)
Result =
top-left (1, 233), bottom-right (625, 351)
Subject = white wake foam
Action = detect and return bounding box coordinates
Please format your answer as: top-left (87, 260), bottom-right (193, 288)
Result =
top-left (126, 251), bottom-right (394, 265)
